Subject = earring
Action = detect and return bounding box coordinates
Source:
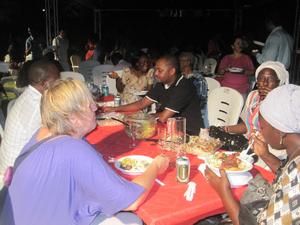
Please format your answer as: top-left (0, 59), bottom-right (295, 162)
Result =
top-left (280, 133), bottom-right (286, 146)
top-left (280, 136), bottom-right (283, 145)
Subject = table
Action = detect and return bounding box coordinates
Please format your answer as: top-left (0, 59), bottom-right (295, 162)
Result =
top-left (86, 125), bottom-right (274, 225)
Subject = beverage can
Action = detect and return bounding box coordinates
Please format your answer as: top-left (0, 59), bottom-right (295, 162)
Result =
top-left (114, 95), bottom-right (121, 107)
top-left (101, 85), bottom-right (109, 96)
top-left (176, 156), bottom-right (190, 183)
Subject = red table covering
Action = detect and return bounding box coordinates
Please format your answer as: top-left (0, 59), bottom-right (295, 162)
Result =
top-left (86, 125), bottom-right (275, 225)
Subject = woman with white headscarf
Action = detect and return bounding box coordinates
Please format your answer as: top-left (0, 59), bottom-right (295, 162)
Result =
top-left (219, 61), bottom-right (289, 140)
top-left (205, 84), bottom-right (300, 225)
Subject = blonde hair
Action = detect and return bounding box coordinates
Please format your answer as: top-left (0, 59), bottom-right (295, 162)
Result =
top-left (41, 79), bottom-right (94, 135)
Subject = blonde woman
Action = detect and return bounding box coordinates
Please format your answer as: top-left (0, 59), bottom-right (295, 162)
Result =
top-left (1, 79), bottom-right (169, 225)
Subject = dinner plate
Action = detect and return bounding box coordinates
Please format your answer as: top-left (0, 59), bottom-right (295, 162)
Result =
top-left (205, 151), bottom-right (253, 174)
top-left (228, 67), bottom-right (243, 73)
top-left (198, 164), bottom-right (253, 188)
top-left (114, 155), bottom-right (153, 175)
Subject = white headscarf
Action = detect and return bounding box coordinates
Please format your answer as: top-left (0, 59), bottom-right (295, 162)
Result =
top-left (255, 61), bottom-right (289, 86)
top-left (260, 84), bottom-right (300, 133)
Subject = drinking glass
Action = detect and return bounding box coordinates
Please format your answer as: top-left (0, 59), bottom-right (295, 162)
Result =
top-left (167, 117), bottom-right (186, 156)
top-left (129, 122), bottom-right (141, 148)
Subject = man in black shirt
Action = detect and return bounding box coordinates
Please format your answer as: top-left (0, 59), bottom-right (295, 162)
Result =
top-left (103, 54), bottom-right (203, 135)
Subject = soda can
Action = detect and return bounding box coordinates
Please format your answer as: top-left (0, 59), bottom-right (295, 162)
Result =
top-left (176, 156), bottom-right (190, 183)
top-left (114, 95), bottom-right (121, 107)
top-left (101, 85), bottom-right (109, 96)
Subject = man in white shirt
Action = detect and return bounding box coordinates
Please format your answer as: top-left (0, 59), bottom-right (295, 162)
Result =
top-left (255, 11), bottom-right (293, 69)
top-left (52, 30), bottom-right (70, 71)
top-left (0, 59), bottom-right (60, 184)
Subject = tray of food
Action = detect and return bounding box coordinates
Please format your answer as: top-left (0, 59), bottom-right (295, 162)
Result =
top-left (181, 135), bottom-right (223, 159)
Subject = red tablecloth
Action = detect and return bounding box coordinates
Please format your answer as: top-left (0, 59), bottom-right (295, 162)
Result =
top-left (86, 125), bottom-right (275, 225)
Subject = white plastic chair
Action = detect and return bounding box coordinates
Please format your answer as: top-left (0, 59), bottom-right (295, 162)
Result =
top-left (70, 55), bottom-right (81, 72)
top-left (60, 71), bottom-right (85, 82)
top-left (207, 87), bottom-right (244, 126)
top-left (202, 58), bottom-right (217, 76)
top-left (78, 60), bottom-right (100, 83)
top-left (92, 64), bottom-right (115, 87)
top-left (205, 77), bottom-right (221, 96)
top-left (106, 76), bottom-right (118, 96)
top-left (0, 62), bottom-right (9, 73)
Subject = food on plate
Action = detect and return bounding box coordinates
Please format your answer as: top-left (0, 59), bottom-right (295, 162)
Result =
top-left (207, 152), bottom-right (252, 171)
top-left (180, 136), bottom-right (222, 157)
top-left (119, 157), bottom-right (151, 172)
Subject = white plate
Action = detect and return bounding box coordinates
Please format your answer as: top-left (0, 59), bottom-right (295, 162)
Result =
top-left (134, 91), bottom-right (148, 96)
top-left (114, 155), bottom-right (153, 175)
top-left (228, 67), bottom-right (243, 73)
top-left (205, 151), bottom-right (253, 174)
top-left (198, 164), bottom-right (253, 188)
top-left (253, 40), bottom-right (265, 46)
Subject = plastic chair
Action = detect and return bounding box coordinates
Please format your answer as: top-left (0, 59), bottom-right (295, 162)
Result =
top-left (70, 55), bottom-right (81, 72)
top-left (78, 60), bottom-right (100, 83)
top-left (202, 58), bottom-right (217, 76)
top-left (60, 71), bottom-right (85, 82)
top-left (207, 87), bottom-right (244, 126)
top-left (205, 77), bottom-right (221, 96)
top-left (0, 76), bottom-right (21, 100)
top-left (106, 76), bottom-right (118, 96)
top-left (92, 64), bottom-right (115, 87)
top-left (0, 62), bottom-right (9, 73)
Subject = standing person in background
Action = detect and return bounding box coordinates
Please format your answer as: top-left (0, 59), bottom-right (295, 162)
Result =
top-left (24, 27), bottom-right (43, 61)
top-left (52, 29), bottom-right (70, 71)
top-left (218, 36), bottom-right (255, 99)
top-left (255, 8), bottom-right (293, 69)
top-left (85, 35), bottom-right (101, 62)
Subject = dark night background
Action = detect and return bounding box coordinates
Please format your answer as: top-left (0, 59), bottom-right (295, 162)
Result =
top-left (0, 0), bottom-right (297, 59)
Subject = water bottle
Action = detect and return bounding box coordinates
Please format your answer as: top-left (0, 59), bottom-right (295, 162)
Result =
top-left (101, 80), bottom-right (109, 96)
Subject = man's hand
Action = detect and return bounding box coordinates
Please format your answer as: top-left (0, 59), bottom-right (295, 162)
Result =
top-left (102, 106), bottom-right (116, 112)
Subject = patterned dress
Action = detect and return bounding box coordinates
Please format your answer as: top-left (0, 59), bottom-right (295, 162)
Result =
top-left (257, 156), bottom-right (300, 224)
top-left (120, 67), bottom-right (154, 104)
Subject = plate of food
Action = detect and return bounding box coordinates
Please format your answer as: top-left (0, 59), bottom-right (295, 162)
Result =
top-left (198, 163), bottom-right (253, 188)
top-left (205, 151), bottom-right (253, 174)
top-left (228, 67), bottom-right (244, 73)
top-left (181, 135), bottom-right (222, 159)
top-left (114, 155), bottom-right (153, 175)
top-left (203, 151), bottom-right (253, 187)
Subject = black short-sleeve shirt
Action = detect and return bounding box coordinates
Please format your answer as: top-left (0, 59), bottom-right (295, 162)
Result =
top-left (146, 75), bottom-right (203, 135)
